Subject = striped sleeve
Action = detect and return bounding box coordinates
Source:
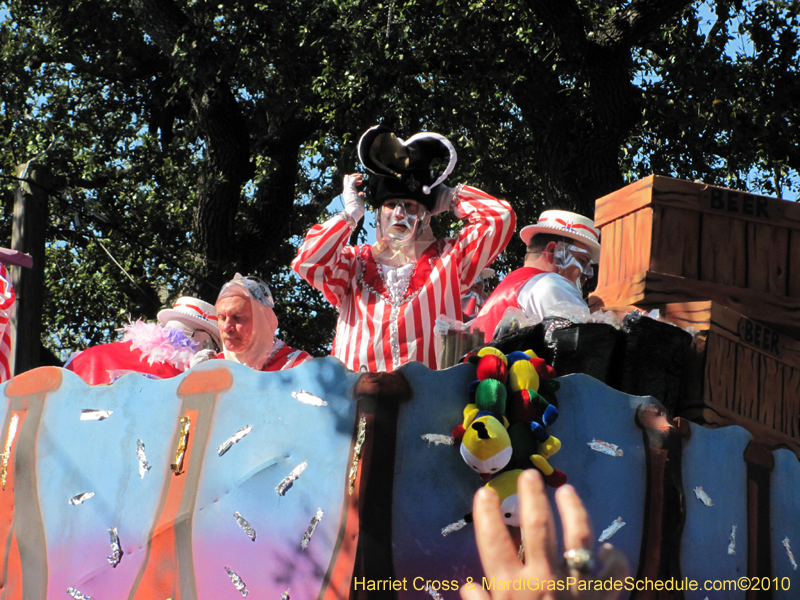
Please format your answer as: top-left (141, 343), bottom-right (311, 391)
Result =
top-left (291, 214), bottom-right (359, 308)
top-left (0, 264), bottom-right (15, 382)
top-left (451, 185), bottom-right (516, 291)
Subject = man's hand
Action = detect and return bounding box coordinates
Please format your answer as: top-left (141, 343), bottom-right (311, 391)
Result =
top-left (188, 349), bottom-right (217, 368)
top-left (462, 469), bottom-right (629, 600)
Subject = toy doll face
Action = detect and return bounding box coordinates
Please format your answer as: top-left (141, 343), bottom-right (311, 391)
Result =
top-left (379, 199), bottom-right (424, 243)
top-left (216, 295), bottom-right (254, 353)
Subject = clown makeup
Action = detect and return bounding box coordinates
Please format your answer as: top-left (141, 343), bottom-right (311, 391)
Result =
top-left (553, 242), bottom-right (595, 291)
top-left (378, 200), bottom-right (426, 243)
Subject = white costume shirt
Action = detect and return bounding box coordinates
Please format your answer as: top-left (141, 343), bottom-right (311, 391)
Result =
top-left (517, 272), bottom-right (587, 322)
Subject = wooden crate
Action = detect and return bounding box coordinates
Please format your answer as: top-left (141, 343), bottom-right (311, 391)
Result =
top-left (633, 301), bottom-right (800, 447)
top-left (590, 175), bottom-right (800, 336)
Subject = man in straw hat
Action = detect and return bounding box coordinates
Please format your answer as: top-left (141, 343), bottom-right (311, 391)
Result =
top-left (292, 124), bottom-right (515, 372)
top-left (65, 296), bottom-right (221, 385)
top-left (197, 273), bottom-right (311, 371)
top-left (475, 210), bottom-right (601, 342)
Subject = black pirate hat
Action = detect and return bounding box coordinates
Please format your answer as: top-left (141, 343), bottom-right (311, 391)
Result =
top-left (357, 124), bottom-right (457, 211)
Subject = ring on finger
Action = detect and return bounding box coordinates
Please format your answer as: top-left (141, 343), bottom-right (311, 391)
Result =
top-left (563, 548), bottom-right (595, 575)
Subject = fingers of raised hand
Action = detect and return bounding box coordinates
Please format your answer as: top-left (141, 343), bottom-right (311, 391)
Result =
top-left (472, 487), bottom-right (522, 579)
top-left (517, 469), bottom-right (558, 576)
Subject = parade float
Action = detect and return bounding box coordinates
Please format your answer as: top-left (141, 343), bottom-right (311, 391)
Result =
top-left (1, 176), bottom-right (799, 599)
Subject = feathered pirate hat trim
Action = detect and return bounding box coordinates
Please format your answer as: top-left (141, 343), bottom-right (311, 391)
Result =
top-left (357, 124), bottom-right (457, 211)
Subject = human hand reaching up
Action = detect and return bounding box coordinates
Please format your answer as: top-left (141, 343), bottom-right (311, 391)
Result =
top-left (462, 469), bottom-right (629, 600)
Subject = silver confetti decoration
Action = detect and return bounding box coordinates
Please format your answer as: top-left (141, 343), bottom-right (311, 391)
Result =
top-left (301, 508), bottom-right (324, 550)
top-left (107, 527), bottom-right (123, 567)
top-left (218, 425), bottom-right (253, 457)
top-left (68, 492), bottom-right (95, 506)
top-left (783, 537), bottom-right (798, 570)
top-left (1, 414), bottom-right (19, 490)
top-left (225, 566), bottom-right (249, 596)
top-left (598, 517), bottom-right (625, 542)
top-left (276, 461), bottom-right (308, 496)
top-left (137, 439), bottom-right (151, 478)
top-left (587, 438), bottom-right (623, 457)
top-left (291, 389), bottom-right (327, 406)
top-left (67, 587), bottom-right (93, 600)
top-left (421, 434), bottom-right (454, 446)
top-left (80, 409), bottom-right (113, 421)
top-left (349, 417), bottom-right (367, 495)
top-left (728, 525), bottom-right (737, 555)
top-left (441, 519), bottom-right (468, 537)
top-left (426, 582), bottom-right (444, 600)
top-left (234, 511), bottom-right (256, 541)
top-left (693, 486), bottom-right (714, 507)
top-left (281, 589), bottom-right (291, 600)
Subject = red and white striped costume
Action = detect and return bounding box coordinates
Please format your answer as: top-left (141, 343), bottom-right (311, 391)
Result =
top-left (292, 185), bottom-right (515, 371)
top-left (0, 264), bottom-right (15, 382)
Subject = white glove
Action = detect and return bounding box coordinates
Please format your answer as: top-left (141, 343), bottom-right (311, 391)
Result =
top-left (343, 174), bottom-right (365, 222)
top-left (189, 349), bottom-right (217, 368)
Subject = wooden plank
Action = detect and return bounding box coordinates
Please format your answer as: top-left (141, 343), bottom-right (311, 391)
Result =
top-left (590, 271), bottom-right (800, 338)
top-left (633, 207), bottom-right (653, 277)
top-left (736, 343), bottom-right (760, 422)
top-left (619, 212), bottom-right (639, 280)
top-left (700, 213), bottom-right (747, 287)
top-left (784, 367), bottom-right (800, 439)
top-left (789, 229), bottom-right (800, 299)
top-left (594, 174), bottom-right (656, 227)
top-left (703, 332), bottom-right (736, 413)
top-left (759, 355), bottom-right (782, 431)
top-left (650, 205), bottom-right (700, 279)
top-left (747, 222), bottom-right (788, 295)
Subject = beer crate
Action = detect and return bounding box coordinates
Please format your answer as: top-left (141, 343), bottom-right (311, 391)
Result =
top-left (590, 175), bottom-right (800, 336)
top-left (632, 301), bottom-right (800, 447)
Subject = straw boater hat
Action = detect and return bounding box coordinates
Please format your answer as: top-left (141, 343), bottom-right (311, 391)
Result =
top-left (157, 297), bottom-right (220, 344)
top-left (519, 210), bottom-right (601, 262)
top-left (357, 124), bottom-right (457, 211)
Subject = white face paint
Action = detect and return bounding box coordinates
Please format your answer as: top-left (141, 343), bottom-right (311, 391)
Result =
top-left (553, 242), bottom-right (595, 292)
top-left (378, 200), bottom-right (425, 244)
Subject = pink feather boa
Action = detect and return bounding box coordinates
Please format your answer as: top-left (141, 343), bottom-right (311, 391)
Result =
top-left (120, 320), bottom-right (198, 370)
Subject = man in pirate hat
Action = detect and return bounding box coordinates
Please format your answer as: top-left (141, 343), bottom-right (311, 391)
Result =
top-left (292, 124), bottom-right (516, 372)
top-left (475, 210), bottom-right (601, 342)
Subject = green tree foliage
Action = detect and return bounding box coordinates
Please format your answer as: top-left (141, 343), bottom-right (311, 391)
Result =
top-left (1, 0), bottom-right (798, 360)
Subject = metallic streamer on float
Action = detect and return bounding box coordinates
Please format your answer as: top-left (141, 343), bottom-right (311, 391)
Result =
top-left (225, 566), bottom-right (249, 596)
top-left (693, 486), bottom-right (714, 507)
top-left (80, 409), bottom-right (113, 421)
top-left (1, 414), bottom-right (19, 490)
top-left (137, 439), bottom-right (151, 478)
top-left (783, 537), bottom-right (798, 570)
top-left (67, 587), bottom-right (93, 599)
top-left (349, 417), bottom-right (367, 495)
top-left (107, 527), bottom-right (123, 567)
top-left (218, 425), bottom-right (253, 456)
top-left (598, 517), bottom-right (625, 542)
top-left (426, 582), bottom-right (444, 600)
top-left (291, 390), bottom-right (327, 406)
top-left (441, 519), bottom-right (468, 537)
top-left (234, 511), bottom-right (256, 541)
top-left (68, 492), bottom-right (95, 505)
top-left (276, 461), bottom-right (307, 496)
top-left (728, 525), bottom-right (737, 555)
top-left (170, 416), bottom-right (191, 474)
top-left (421, 433), bottom-right (454, 446)
top-left (301, 508), bottom-right (324, 549)
top-left (587, 438), bottom-right (624, 457)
